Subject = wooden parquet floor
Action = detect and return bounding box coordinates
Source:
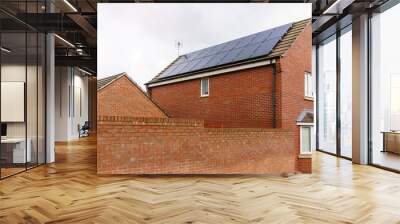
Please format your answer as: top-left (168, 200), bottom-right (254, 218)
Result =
top-left (1, 136), bottom-right (400, 224)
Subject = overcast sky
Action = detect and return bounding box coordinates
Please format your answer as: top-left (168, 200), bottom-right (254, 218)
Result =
top-left (98, 3), bottom-right (311, 88)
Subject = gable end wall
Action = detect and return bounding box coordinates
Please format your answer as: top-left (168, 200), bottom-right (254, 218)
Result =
top-left (97, 76), bottom-right (167, 118)
top-left (279, 22), bottom-right (313, 173)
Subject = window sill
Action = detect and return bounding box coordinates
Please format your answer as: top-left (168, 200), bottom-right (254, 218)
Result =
top-left (304, 96), bottom-right (314, 101)
top-left (200, 95), bottom-right (209, 98)
top-left (298, 153), bottom-right (312, 159)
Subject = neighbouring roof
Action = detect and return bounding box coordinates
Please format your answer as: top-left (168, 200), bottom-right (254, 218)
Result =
top-left (97, 73), bottom-right (126, 91)
top-left (147, 19), bottom-right (310, 85)
top-left (296, 109), bottom-right (314, 124)
top-left (97, 72), bottom-right (169, 117)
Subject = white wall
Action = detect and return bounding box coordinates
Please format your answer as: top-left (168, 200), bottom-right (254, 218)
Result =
top-left (55, 66), bottom-right (70, 141)
top-left (1, 65), bottom-right (26, 139)
top-left (71, 72), bottom-right (89, 138)
top-left (1, 65), bottom-right (39, 138)
top-left (55, 67), bottom-right (89, 141)
top-left (1, 63), bottom-right (46, 164)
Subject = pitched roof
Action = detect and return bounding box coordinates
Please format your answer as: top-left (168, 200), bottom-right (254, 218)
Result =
top-left (97, 73), bottom-right (125, 91)
top-left (147, 19), bottom-right (310, 85)
top-left (97, 72), bottom-right (169, 117)
top-left (296, 109), bottom-right (314, 124)
top-left (267, 19), bottom-right (310, 58)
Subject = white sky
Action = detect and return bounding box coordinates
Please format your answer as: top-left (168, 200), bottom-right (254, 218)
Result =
top-left (98, 3), bottom-right (311, 88)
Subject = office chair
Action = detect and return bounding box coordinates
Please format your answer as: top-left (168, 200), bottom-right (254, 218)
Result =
top-left (79, 121), bottom-right (90, 138)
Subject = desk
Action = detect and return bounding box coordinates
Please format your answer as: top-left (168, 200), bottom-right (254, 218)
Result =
top-left (1, 138), bottom-right (31, 163)
top-left (382, 131), bottom-right (400, 154)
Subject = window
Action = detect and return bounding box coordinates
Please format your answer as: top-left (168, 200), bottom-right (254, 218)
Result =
top-left (300, 126), bottom-right (312, 154)
top-left (371, 3), bottom-right (400, 171)
top-left (201, 78), bottom-right (209, 97)
top-left (317, 36), bottom-right (337, 154)
top-left (340, 27), bottom-right (352, 158)
top-left (304, 72), bottom-right (313, 98)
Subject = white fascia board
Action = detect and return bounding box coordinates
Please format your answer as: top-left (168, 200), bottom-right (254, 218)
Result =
top-left (147, 59), bottom-right (274, 88)
top-left (296, 122), bottom-right (314, 126)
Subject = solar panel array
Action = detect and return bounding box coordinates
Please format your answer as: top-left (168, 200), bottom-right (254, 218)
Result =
top-left (158, 22), bottom-right (293, 79)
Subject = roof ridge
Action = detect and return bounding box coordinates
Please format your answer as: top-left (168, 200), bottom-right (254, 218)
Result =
top-left (97, 72), bottom-right (125, 82)
top-left (97, 72), bottom-right (127, 91)
top-left (120, 74), bottom-right (170, 117)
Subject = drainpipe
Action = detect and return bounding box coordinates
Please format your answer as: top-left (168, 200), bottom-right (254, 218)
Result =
top-left (145, 85), bottom-right (152, 98)
top-left (272, 62), bottom-right (277, 128)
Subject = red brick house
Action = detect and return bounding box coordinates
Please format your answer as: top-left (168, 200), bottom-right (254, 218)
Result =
top-left (145, 19), bottom-right (314, 170)
top-left (97, 73), bottom-right (167, 118)
top-left (146, 19), bottom-right (313, 129)
top-left (97, 19), bottom-right (314, 175)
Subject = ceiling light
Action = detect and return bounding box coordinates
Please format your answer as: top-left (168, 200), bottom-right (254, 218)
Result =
top-left (323, 0), bottom-right (355, 15)
top-left (76, 48), bottom-right (84, 55)
top-left (78, 67), bottom-right (92, 76)
top-left (1, 47), bottom-right (11, 53)
top-left (54, 34), bottom-right (75, 48)
top-left (63, 0), bottom-right (78, 12)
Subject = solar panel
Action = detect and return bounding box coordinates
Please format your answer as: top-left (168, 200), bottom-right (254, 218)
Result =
top-left (236, 34), bottom-right (255, 48)
top-left (187, 59), bottom-right (203, 73)
top-left (190, 49), bottom-right (205, 60)
top-left (269, 23), bottom-right (292, 39)
top-left (174, 56), bottom-right (187, 65)
top-left (235, 43), bottom-right (260, 61)
top-left (160, 63), bottom-right (178, 77)
top-left (169, 62), bottom-right (187, 75)
top-left (179, 58), bottom-right (200, 74)
top-left (251, 37), bottom-right (281, 58)
top-left (157, 22), bottom-right (292, 79)
top-left (206, 51), bottom-right (229, 68)
top-left (192, 55), bottom-right (212, 71)
top-left (220, 40), bottom-right (238, 52)
top-left (206, 44), bottom-right (224, 56)
top-left (252, 30), bottom-right (271, 43)
top-left (219, 47), bottom-right (243, 65)
top-left (186, 51), bottom-right (201, 60)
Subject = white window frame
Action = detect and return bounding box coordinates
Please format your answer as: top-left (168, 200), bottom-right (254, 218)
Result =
top-left (200, 78), bottom-right (209, 97)
top-left (300, 126), bottom-right (312, 155)
top-left (304, 72), bottom-right (313, 99)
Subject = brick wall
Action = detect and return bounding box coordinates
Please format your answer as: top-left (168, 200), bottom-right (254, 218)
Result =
top-left (146, 23), bottom-right (313, 173)
top-left (97, 23), bottom-right (313, 174)
top-left (279, 23), bottom-right (313, 173)
top-left (97, 76), bottom-right (167, 118)
top-left (149, 66), bottom-right (275, 128)
top-left (97, 116), bottom-right (298, 175)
